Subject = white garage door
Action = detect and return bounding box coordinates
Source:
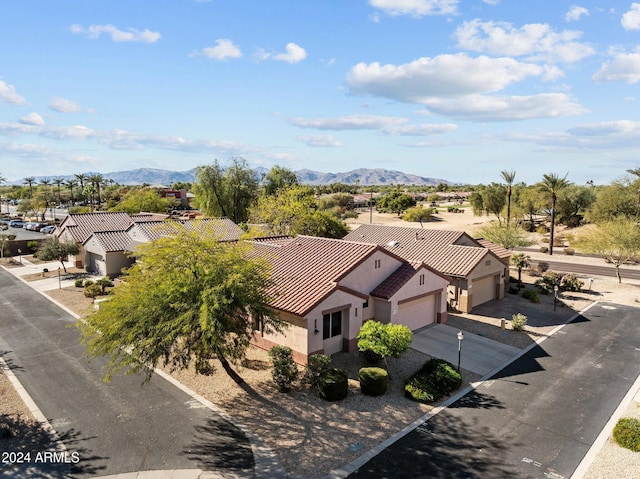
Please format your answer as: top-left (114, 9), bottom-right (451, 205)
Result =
top-left (472, 275), bottom-right (496, 307)
top-left (396, 294), bottom-right (435, 331)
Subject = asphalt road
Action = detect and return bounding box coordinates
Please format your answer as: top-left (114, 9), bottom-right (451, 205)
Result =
top-left (0, 268), bottom-right (254, 478)
top-left (528, 258), bottom-right (640, 282)
top-left (348, 302), bottom-right (640, 479)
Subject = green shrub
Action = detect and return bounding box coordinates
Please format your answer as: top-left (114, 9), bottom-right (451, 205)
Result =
top-left (357, 320), bottom-right (412, 367)
top-left (564, 247), bottom-right (575, 255)
top-left (536, 271), bottom-right (563, 294)
top-left (521, 289), bottom-right (539, 303)
top-left (553, 235), bottom-right (565, 247)
top-left (536, 225), bottom-right (548, 235)
top-left (74, 278), bottom-right (84, 288)
top-left (303, 354), bottom-right (332, 390)
top-left (84, 279), bottom-right (94, 287)
top-left (361, 349), bottom-right (383, 365)
top-left (27, 240), bottom-right (39, 252)
top-left (83, 283), bottom-right (102, 299)
top-left (359, 367), bottom-right (388, 396)
top-left (613, 417), bottom-right (640, 452)
top-left (96, 277), bottom-right (114, 293)
top-left (540, 246), bottom-right (549, 253)
top-left (561, 274), bottom-right (583, 292)
top-left (268, 345), bottom-right (298, 392)
top-left (537, 262), bottom-right (550, 274)
top-left (404, 359), bottom-right (461, 404)
top-left (521, 221), bottom-right (535, 232)
top-left (318, 368), bottom-right (348, 401)
top-left (511, 313), bottom-right (528, 332)
top-left (541, 237), bottom-right (550, 243)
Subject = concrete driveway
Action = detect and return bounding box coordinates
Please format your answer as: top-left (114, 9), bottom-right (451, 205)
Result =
top-left (412, 324), bottom-right (521, 375)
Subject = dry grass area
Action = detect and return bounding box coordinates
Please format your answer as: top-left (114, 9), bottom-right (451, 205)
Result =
top-left (45, 286), bottom-right (96, 317)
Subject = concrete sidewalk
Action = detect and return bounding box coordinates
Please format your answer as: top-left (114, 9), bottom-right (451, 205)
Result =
top-left (412, 323), bottom-right (521, 375)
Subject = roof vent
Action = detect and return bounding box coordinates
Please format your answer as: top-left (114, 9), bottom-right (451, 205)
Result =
top-left (387, 240), bottom-right (399, 247)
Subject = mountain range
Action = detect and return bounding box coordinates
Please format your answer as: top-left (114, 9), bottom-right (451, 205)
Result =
top-left (7, 167), bottom-right (449, 187)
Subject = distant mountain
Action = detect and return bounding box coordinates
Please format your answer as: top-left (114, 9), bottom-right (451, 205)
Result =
top-left (8, 167), bottom-right (448, 187)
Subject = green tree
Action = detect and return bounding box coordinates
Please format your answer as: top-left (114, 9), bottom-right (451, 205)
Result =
top-left (475, 222), bottom-right (533, 250)
top-left (510, 253), bottom-right (530, 289)
top-left (403, 206), bottom-right (435, 227)
top-left (482, 183), bottom-right (507, 222)
top-left (377, 191), bottom-right (416, 216)
top-left (356, 320), bottom-right (413, 370)
top-left (65, 179), bottom-right (77, 205)
top-left (87, 173), bottom-right (104, 208)
top-left (250, 186), bottom-right (315, 235)
top-left (262, 165), bottom-right (298, 196)
top-left (74, 173), bottom-right (87, 204)
top-left (538, 173), bottom-right (570, 255)
top-left (574, 218), bottom-right (640, 283)
top-left (110, 188), bottom-right (177, 214)
top-left (36, 237), bottom-right (79, 273)
top-left (79, 230), bottom-right (286, 384)
top-left (23, 177), bottom-right (35, 198)
top-left (296, 210), bottom-right (349, 238)
top-left (194, 158), bottom-right (258, 223)
top-left (555, 184), bottom-right (596, 227)
top-left (500, 170), bottom-right (516, 226)
top-left (586, 180), bottom-right (640, 223)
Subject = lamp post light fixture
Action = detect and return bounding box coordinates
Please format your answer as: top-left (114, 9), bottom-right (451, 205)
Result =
top-left (58, 267), bottom-right (61, 289)
top-left (553, 285), bottom-right (559, 311)
top-left (17, 248), bottom-right (22, 265)
top-left (588, 277), bottom-right (594, 291)
top-left (457, 331), bottom-right (464, 372)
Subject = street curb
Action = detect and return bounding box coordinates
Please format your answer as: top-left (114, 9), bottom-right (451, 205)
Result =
top-left (324, 301), bottom-right (599, 479)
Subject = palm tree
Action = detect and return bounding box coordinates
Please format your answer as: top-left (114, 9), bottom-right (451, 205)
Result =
top-left (24, 176), bottom-right (35, 198)
top-left (65, 179), bottom-right (77, 205)
top-left (539, 173), bottom-right (570, 255)
top-left (510, 253), bottom-right (530, 289)
top-left (53, 177), bottom-right (64, 205)
top-left (74, 173), bottom-right (87, 204)
top-left (87, 173), bottom-right (104, 208)
top-left (500, 169), bottom-right (516, 226)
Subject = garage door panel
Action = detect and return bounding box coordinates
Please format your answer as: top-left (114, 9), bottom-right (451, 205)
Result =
top-left (396, 295), bottom-right (435, 330)
top-left (473, 276), bottom-right (495, 307)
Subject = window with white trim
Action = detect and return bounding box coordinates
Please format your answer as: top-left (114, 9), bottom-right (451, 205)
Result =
top-left (323, 311), bottom-right (342, 339)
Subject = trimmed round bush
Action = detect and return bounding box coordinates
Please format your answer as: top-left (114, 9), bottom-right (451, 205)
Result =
top-left (359, 367), bottom-right (388, 396)
top-left (613, 417), bottom-right (640, 452)
top-left (404, 358), bottom-right (461, 404)
top-left (74, 278), bottom-right (84, 288)
top-left (304, 354), bottom-right (332, 390)
top-left (361, 349), bottom-right (383, 365)
top-left (318, 368), bottom-right (348, 401)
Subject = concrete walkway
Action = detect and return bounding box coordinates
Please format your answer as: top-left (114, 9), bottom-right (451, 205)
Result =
top-left (412, 324), bottom-right (521, 375)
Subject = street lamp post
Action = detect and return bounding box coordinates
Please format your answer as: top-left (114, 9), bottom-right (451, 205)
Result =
top-left (58, 267), bottom-right (61, 289)
top-left (553, 285), bottom-right (559, 311)
top-left (457, 331), bottom-right (464, 372)
top-left (17, 248), bottom-right (22, 265)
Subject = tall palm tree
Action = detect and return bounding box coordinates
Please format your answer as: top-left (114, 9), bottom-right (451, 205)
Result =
top-left (87, 173), bottom-right (104, 209)
top-left (539, 173), bottom-right (570, 255)
top-left (500, 169), bottom-right (516, 226)
top-left (52, 177), bottom-right (64, 205)
top-left (74, 173), bottom-right (87, 204)
top-left (65, 179), bottom-right (77, 206)
top-left (24, 176), bottom-right (35, 198)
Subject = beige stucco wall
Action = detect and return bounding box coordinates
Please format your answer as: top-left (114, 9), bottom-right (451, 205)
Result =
top-left (338, 250), bottom-right (402, 294)
top-left (252, 311), bottom-right (309, 363)
top-left (306, 289), bottom-right (358, 354)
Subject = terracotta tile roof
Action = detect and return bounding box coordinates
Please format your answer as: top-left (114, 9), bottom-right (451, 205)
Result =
top-left (87, 231), bottom-right (136, 252)
top-left (476, 238), bottom-right (511, 261)
top-left (251, 235), bottom-right (380, 316)
top-left (127, 218), bottom-right (244, 243)
top-left (55, 212), bottom-right (134, 243)
top-left (344, 224), bottom-right (492, 278)
top-left (131, 213), bottom-right (170, 223)
top-left (370, 262), bottom-right (420, 300)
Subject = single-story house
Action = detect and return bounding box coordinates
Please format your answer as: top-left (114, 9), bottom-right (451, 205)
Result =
top-left (250, 235), bottom-right (450, 364)
top-left (343, 224), bottom-right (511, 313)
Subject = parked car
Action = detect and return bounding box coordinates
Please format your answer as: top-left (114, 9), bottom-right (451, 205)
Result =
top-left (40, 225), bottom-right (56, 234)
top-left (9, 220), bottom-right (25, 228)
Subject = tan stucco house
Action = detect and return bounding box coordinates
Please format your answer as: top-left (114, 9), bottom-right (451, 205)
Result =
top-left (343, 224), bottom-right (511, 313)
top-left (250, 235), bottom-right (450, 364)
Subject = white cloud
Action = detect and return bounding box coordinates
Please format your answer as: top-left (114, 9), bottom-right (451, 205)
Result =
top-left (70, 24), bottom-right (161, 43)
top-left (369, 0), bottom-right (459, 17)
top-left (592, 47), bottom-right (640, 84)
top-left (273, 43), bottom-right (307, 63)
top-left (199, 39), bottom-right (242, 60)
top-left (48, 97), bottom-right (93, 113)
top-left (383, 123), bottom-right (458, 135)
top-left (483, 0), bottom-right (499, 5)
top-left (567, 120), bottom-right (640, 137)
top-left (421, 93), bottom-right (587, 121)
top-left (0, 80), bottom-right (26, 105)
top-left (19, 113), bottom-right (44, 126)
top-left (566, 6), bottom-right (589, 22)
top-left (454, 20), bottom-right (594, 63)
top-left (296, 134), bottom-right (342, 147)
top-left (290, 114), bottom-right (407, 130)
top-left (622, 3), bottom-right (640, 30)
top-left (347, 54), bottom-right (549, 103)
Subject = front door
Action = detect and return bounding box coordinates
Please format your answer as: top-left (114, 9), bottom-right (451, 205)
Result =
top-left (323, 310), bottom-right (343, 355)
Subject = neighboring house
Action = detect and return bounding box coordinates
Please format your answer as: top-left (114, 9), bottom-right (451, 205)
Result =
top-left (250, 235), bottom-right (450, 364)
top-left (343, 224), bottom-right (510, 313)
top-left (57, 213), bottom-right (243, 277)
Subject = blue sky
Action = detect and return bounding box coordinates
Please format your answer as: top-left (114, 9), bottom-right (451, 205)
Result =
top-left (1, 1), bottom-right (640, 185)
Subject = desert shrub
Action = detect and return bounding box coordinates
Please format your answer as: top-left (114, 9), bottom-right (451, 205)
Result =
top-left (553, 235), bottom-right (566, 247)
top-left (95, 277), bottom-right (114, 293)
top-left (404, 359), bottom-right (461, 404)
top-left (541, 237), bottom-right (550, 243)
top-left (304, 354), bottom-right (332, 390)
top-left (564, 248), bottom-right (575, 255)
top-left (536, 271), bottom-right (563, 294)
top-left (359, 367), bottom-right (388, 396)
top-left (84, 279), bottom-right (94, 287)
top-left (537, 262), bottom-right (550, 274)
top-left (361, 349), bottom-right (383, 365)
top-left (521, 289), bottom-right (539, 303)
top-left (511, 313), bottom-right (528, 332)
top-left (561, 274), bottom-right (583, 292)
top-left (83, 283), bottom-right (102, 299)
top-left (27, 240), bottom-right (39, 252)
top-left (540, 246), bottom-right (549, 253)
top-left (318, 368), bottom-right (348, 401)
top-left (521, 221), bottom-right (535, 232)
top-left (613, 417), bottom-right (640, 452)
top-left (268, 345), bottom-right (298, 392)
top-left (536, 225), bottom-right (548, 235)
top-left (357, 321), bottom-right (412, 367)
top-left (74, 278), bottom-right (84, 288)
